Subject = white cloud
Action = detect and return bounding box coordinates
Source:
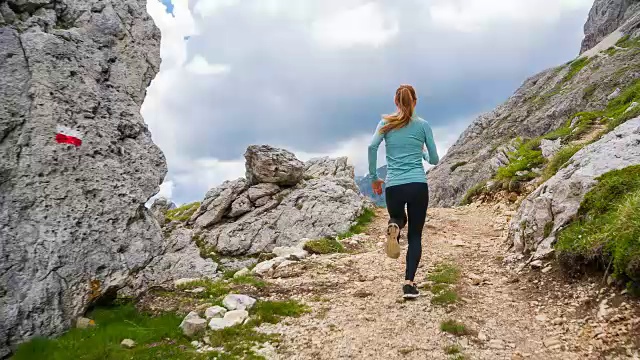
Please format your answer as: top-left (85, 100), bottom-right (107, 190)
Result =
top-left (428, 0), bottom-right (593, 32)
top-left (194, 0), bottom-right (240, 18)
top-left (311, 2), bottom-right (399, 48)
top-left (146, 180), bottom-right (175, 206)
top-left (185, 55), bottom-right (231, 75)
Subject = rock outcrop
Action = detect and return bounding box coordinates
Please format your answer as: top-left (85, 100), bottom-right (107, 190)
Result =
top-left (580, 0), bottom-right (640, 54)
top-left (428, 0), bottom-right (640, 207)
top-left (0, 0), bottom-right (165, 356)
top-left (189, 147), bottom-right (371, 255)
top-left (507, 117), bottom-right (640, 260)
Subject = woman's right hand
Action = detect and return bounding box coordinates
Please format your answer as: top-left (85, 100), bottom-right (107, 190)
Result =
top-left (372, 179), bottom-right (385, 196)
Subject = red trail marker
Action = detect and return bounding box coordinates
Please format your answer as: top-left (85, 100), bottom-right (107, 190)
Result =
top-left (55, 125), bottom-right (83, 147)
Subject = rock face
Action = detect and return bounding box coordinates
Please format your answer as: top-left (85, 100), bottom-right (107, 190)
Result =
top-left (188, 147), bottom-right (371, 255)
top-left (150, 197), bottom-right (176, 226)
top-left (244, 145), bottom-right (305, 185)
top-left (428, 0), bottom-right (640, 207)
top-left (507, 117), bottom-right (640, 259)
top-left (0, 0), bottom-right (165, 356)
top-left (580, 0), bottom-right (640, 54)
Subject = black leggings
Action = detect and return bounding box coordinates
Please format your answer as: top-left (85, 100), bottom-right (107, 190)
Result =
top-left (385, 182), bottom-right (429, 282)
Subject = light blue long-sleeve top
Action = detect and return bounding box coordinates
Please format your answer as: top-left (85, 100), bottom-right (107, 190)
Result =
top-left (368, 116), bottom-right (439, 188)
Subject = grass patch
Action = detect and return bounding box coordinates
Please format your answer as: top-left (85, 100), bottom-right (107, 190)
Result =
top-left (543, 221), bottom-right (555, 239)
top-left (231, 275), bottom-right (266, 289)
top-left (616, 35), bottom-right (640, 49)
top-left (431, 289), bottom-right (459, 306)
top-left (604, 46), bottom-right (618, 56)
top-left (444, 344), bottom-right (462, 355)
top-left (176, 279), bottom-right (230, 300)
top-left (460, 180), bottom-right (487, 206)
top-left (206, 325), bottom-right (276, 360)
top-left (337, 208), bottom-right (376, 240)
top-left (494, 137), bottom-right (546, 183)
top-left (562, 57), bottom-right (591, 83)
top-left (165, 202), bottom-right (200, 222)
top-left (583, 84), bottom-right (598, 99)
top-left (440, 320), bottom-right (469, 336)
top-left (303, 238), bottom-right (345, 254)
top-left (12, 303), bottom-right (204, 360)
top-left (556, 165), bottom-right (640, 282)
top-left (192, 233), bottom-right (222, 263)
top-left (450, 161), bottom-right (468, 172)
top-left (427, 263), bottom-right (461, 284)
top-left (250, 300), bottom-right (310, 325)
top-left (540, 144), bottom-right (584, 181)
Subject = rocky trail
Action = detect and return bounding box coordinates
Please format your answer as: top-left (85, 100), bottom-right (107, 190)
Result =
top-left (255, 206), bottom-right (640, 360)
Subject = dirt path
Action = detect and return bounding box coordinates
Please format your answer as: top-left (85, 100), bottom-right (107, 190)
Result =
top-left (258, 205), bottom-right (640, 360)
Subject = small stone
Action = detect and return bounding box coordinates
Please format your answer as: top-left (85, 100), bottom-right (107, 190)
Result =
top-left (180, 317), bottom-right (208, 337)
top-left (478, 331), bottom-right (488, 342)
top-left (468, 273), bottom-right (483, 285)
top-left (543, 337), bottom-right (562, 350)
top-left (277, 260), bottom-right (296, 269)
top-left (223, 294), bottom-right (256, 310)
top-left (489, 339), bottom-right (505, 349)
top-left (607, 88), bottom-right (621, 100)
top-left (253, 260), bottom-right (276, 276)
top-left (174, 278), bottom-right (200, 287)
top-left (272, 246), bottom-right (308, 260)
top-left (208, 310), bottom-right (249, 330)
top-left (233, 268), bottom-right (250, 278)
top-left (541, 266), bottom-right (552, 273)
top-left (120, 339), bottom-right (136, 349)
top-left (530, 260), bottom-right (543, 269)
top-left (625, 101), bottom-right (638, 113)
top-left (205, 306), bottom-right (227, 320)
top-left (552, 317), bottom-right (565, 325)
top-left (535, 314), bottom-right (548, 322)
top-left (76, 317), bottom-right (96, 329)
top-left (191, 341), bottom-right (201, 348)
top-left (186, 287), bottom-right (205, 294)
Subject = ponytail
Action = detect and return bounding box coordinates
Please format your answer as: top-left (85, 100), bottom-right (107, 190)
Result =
top-left (380, 85), bottom-right (417, 134)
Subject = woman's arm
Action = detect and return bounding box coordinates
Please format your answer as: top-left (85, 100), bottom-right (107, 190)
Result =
top-left (368, 121), bottom-right (385, 180)
top-left (422, 122), bottom-right (439, 165)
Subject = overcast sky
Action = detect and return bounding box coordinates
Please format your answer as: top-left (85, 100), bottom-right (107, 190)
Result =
top-left (143, 0), bottom-right (594, 205)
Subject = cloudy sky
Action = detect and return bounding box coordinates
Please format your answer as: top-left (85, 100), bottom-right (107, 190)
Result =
top-left (143, 0), bottom-right (594, 205)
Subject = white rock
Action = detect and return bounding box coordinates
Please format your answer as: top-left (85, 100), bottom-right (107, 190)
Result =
top-left (541, 138), bottom-right (562, 159)
top-left (478, 331), bottom-right (488, 342)
top-left (120, 339), bottom-right (136, 349)
top-left (205, 306), bottom-right (228, 320)
top-left (535, 314), bottom-right (548, 322)
top-left (530, 260), bottom-right (544, 269)
top-left (76, 317), bottom-right (95, 329)
top-left (607, 88), bottom-right (621, 100)
top-left (468, 273), bottom-right (484, 285)
top-left (625, 101), bottom-right (638, 113)
top-left (253, 260), bottom-right (276, 276)
top-left (223, 294), bottom-right (257, 310)
top-left (186, 287), bottom-right (205, 294)
top-left (180, 316), bottom-right (208, 337)
top-left (488, 339), bottom-right (505, 349)
top-left (191, 341), bottom-right (201, 348)
top-left (541, 266), bottom-right (553, 273)
top-left (208, 310), bottom-right (249, 330)
top-left (277, 260), bottom-right (296, 269)
top-left (180, 311), bottom-right (200, 327)
top-left (233, 268), bottom-right (250, 278)
top-left (174, 278), bottom-right (200, 287)
top-left (272, 246), bottom-right (309, 260)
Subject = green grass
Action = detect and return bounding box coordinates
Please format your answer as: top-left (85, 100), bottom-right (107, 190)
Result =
top-left (556, 166), bottom-right (640, 282)
top-left (337, 208), bottom-right (376, 240)
top-left (604, 46), bottom-right (618, 56)
top-left (450, 161), bottom-right (468, 172)
top-left (444, 344), bottom-right (462, 355)
top-left (494, 137), bottom-right (545, 183)
top-left (12, 303), bottom-right (204, 360)
top-left (231, 275), bottom-right (266, 289)
top-left (192, 233), bottom-right (222, 263)
top-left (440, 320), bottom-right (469, 336)
top-left (460, 180), bottom-right (487, 206)
top-left (176, 279), bottom-right (231, 300)
top-left (616, 35), bottom-right (640, 49)
top-left (540, 144), bottom-right (584, 182)
top-left (205, 325), bottom-right (276, 359)
top-left (165, 202), bottom-right (200, 222)
top-left (583, 84), bottom-right (598, 99)
top-left (427, 263), bottom-right (461, 284)
top-left (562, 57), bottom-right (592, 83)
top-left (303, 238), bottom-right (345, 254)
top-left (431, 289), bottom-right (459, 306)
top-left (250, 300), bottom-right (310, 325)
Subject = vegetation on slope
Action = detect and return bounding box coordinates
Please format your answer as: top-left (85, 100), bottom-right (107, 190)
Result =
top-left (165, 202), bottom-right (200, 222)
top-left (556, 166), bottom-right (640, 284)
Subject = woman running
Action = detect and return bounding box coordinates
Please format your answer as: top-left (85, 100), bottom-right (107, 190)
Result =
top-left (368, 84), bottom-right (439, 299)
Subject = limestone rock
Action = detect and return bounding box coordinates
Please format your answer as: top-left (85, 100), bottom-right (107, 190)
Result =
top-left (180, 317), bottom-right (207, 338)
top-left (272, 246), bottom-right (308, 260)
top-left (541, 139), bottom-right (563, 159)
top-left (205, 306), bottom-right (227, 320)
top-left (228, 192), bottom-right (253, 218)
top-left (150, 197), bottom-right (176, 226)
top-left (76, 317), bottom-right (95, 329)
top-left (0, 0), bottom-right (165, 354)
top-left (124, 228), bottom-right (218, 294)
top-left (304, 156), bottom-right (355, 179)
top-left (233, 268), bottom-right (250, 278)
top-left (508, 118), bottom-right (640, 257)
top-left (191, 178), bottom-right (248, 228)
top-left (121, 339), bottom-right (136, 349)
top-left (247, 183), bottom-right (280, 202)
top-left (253, 259), bottom-right (277, 276)
top-left (580, 0), bottom-right (640, 54)
top-left (208, 310), bottom-right (249, 330)
top-left (244, 145), bottom-right (305, 185)
top-left (222, 294), bottom-right (256, 311)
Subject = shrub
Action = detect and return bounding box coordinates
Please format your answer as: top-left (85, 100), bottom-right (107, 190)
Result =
top-left (562, 57), bottom-right (591, 83)
top-left (165, 202), bottom-right (200, 222)
top-left (303, 238), bottom-right (345, 254)
top-left (440, 320), bottom-right (469, 336)
top-left (337, 208), bottom-right (376, 239)
top-left (494, 138), bottom-right (545, 182)
top-left (460, 181), bottom-right (487, 206)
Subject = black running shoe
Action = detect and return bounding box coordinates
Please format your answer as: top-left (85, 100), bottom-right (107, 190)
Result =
top-left (403, 284), bottom-right (420, 299)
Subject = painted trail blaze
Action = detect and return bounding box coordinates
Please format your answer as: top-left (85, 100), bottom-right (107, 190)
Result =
top-left (55, 125), bottom-right (83, 147)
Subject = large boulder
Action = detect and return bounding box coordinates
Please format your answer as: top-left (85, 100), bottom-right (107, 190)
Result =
top-left (507, 117), bottom-right (640, 260)
top-left (244, 145), bottom-right (305, 186)
top-left (0, 0), bottom-right (164, 355)
top-left (189, 178), bottom-right (248, 228)
top-left (304, 157), bottom-right (354, 179)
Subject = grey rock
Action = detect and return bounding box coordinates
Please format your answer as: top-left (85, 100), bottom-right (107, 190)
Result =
top-left (247, 183), bottom-right (280, 202)
top-left (208, 310), bottom-right (248, 330)
top-left (580, 0), bottom-right (640, 54)
top-left (304, 156), bottom-right (355, 179)
top-left (150, 197), bottom-right (176, 226)
top-left (244, 145), bottom-right (305, 185)
top-left (508, 118), bottom-right (640, 256)
top-left (253, 259), bottom-right (277, 276)
top-left (228, 192), bottom-right (253, 218)
top-left (272, 246), bottom-right (308, 260)
top-left (76, 317), bottom-right (95, 329)
top-left (204, 306), bottom-right (227, 320)
top-left (180, 315), bottom-right (207, 337)
top-left (190, 178), bottom-right (248, 228)
top-left (218, 258), bottom-right (259, 272)
top-left (608, 88), bottom-right (622, 100)
top-left (541, 139), bottom-right (563, 159)
top-left (253, 196), bottom-right (272, 207)
top-left (124, 228), bottom-right (218, 294)
top-left (222, 294), bottom-right (256, 311)
top-left (0, 0), bottom-right (165, 354)
top-left (626, 101), bottom-right (639, 113)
